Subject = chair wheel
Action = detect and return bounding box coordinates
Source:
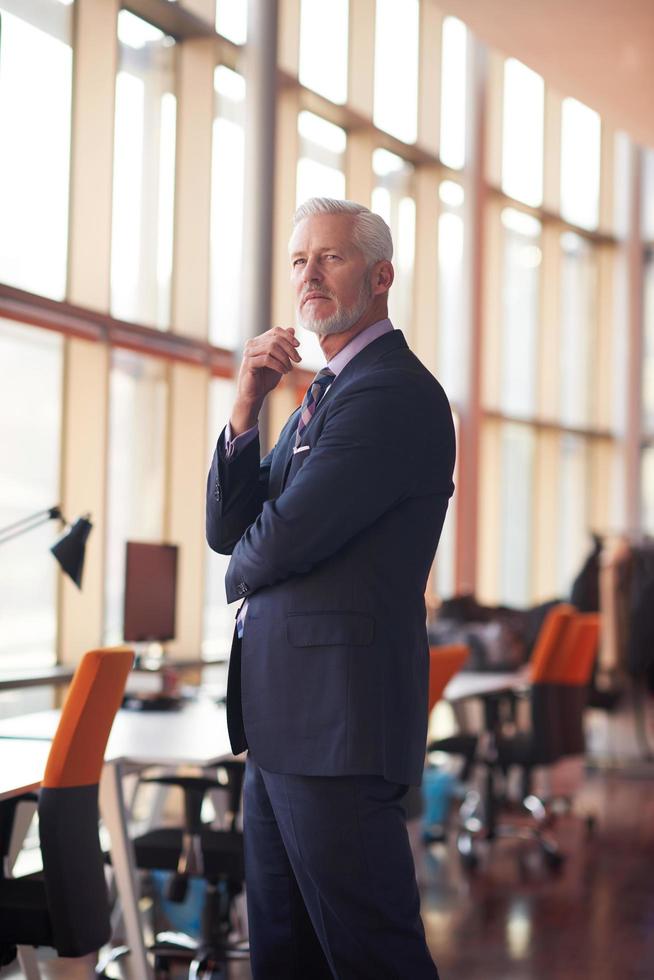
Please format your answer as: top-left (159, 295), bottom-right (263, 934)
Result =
top-left (190, 958), bottom-right (227, 980)
top-left (543, 848), bottom-right (565, 871)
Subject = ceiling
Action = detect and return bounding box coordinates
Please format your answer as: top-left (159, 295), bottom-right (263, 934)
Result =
top-left (436, 0), bottom-right (654, 150)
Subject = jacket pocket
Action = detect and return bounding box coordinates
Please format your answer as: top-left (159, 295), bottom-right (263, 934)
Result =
top-left (286, 611), bottom-right (374, 647)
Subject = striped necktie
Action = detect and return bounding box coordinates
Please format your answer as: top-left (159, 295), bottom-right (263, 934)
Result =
top-left (295, 368), bottom-right (335, 447)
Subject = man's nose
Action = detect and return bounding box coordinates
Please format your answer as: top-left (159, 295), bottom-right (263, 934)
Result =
top-left (303, 257), bottom-right (322, 283)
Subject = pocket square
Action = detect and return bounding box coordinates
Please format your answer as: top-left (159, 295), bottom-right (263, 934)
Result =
top-left (292, 445), bottom-right (311, 455)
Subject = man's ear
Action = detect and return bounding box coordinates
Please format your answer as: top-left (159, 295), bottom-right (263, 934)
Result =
top-left (371, 260), bottom-right (394, 295)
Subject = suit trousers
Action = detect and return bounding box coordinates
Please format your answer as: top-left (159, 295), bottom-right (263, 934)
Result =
top-left (243, 756), bottom-right (439, 979)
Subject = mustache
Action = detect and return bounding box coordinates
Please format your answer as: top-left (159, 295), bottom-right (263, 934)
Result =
top-left (299, 286), bottom-right (335, 303)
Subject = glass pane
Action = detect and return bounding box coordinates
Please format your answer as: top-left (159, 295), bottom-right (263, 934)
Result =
top-left (204, 377), bottom-right (237, 659)
top-left (210, 67), bottom-right (246, 351)
top-left (215, 0), bottom-right (247, 44)
top-left (0, 3), bottom-right (72, 299)
top-left (296, 113), bottom-right (347, 371)
top-left (373, 0), bottom-right (419, 144)
top-left (104, 350), bottom-right (168, 644)
top-left (440, 17), bottom-right (467, 170)
top-left (501, 59), bottom-right (544, 207)
top-left (437, 190), bottom-right (465, 402)
top-left (560, 98), bottom-right (601, 230)
top-left (559, 232), bottom-right (597, 427)
top-left (0, 320), bottom-right (63, 668)
top-left (372, 150), bottom-right (415, 331)
top-left (434, 411), bottom-right (459, 599)
top-left (643, 149), bottom-right (654, 241)
top-left (500, 424), bottom-right (534, 605)
top-left (642, 445), bottom-right (654, 535)
top-left (556, 434), bottom-right (588, 595)
top-left (111, 11), bottom-right (176, 328)
top-left (299, 0), bottom-right (348, 104)
top-left (644, 254), bottom-right (654, 433)
top-left (499, 208), bottom-right (542, 416)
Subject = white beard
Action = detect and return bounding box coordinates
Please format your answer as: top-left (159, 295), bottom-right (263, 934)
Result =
top-left (297, 278), bottom-right (372, 337)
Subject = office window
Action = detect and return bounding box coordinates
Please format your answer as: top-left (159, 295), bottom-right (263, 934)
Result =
top-left (111, 11), bottom-right (176, 328)
top-left (560, 98), bottom-right (601, 231)
top-left (556, 434), bottom-right (589, 595)
top-left (499, 424), bottom-right (535, 605)
top-left (104, 350), bottom-right (168, 644)
top-left (437, 180), bottom-right (465, 403)
top-left (434, 411), bottom-right (459, 600)
top-left (440, 17), bottom-right (467, 170)
top-left (643, 255), bottom-right (654, 435)
top-left (501, 59), bottom-right (544, 207)
top-left (642, 445), bottom-right (654, 535)
top-left (0, 320), bottom-right (63, 668)
top-left (498, 208), bottom-right (542, 417)
top-left (559, 232), bottom-right (597, 428)
top-left (372, 149), bottom-right (415, 331)
top-left (642, 150), bottom-right (654, 242)
top-left (215, 0), bottom-right (247, 44)
top-left (0, 1), bottom-right (72, 299)
top-left (373, 0), bottom-right (419, 144)
top-left (299, 0), bottom-right (348, 105)
top-left (296, 112), bottom-right (346, 370)
top-left (210, 67), bottom-right (246, 350)
top-left (203, 377), bottom-right (237, 659)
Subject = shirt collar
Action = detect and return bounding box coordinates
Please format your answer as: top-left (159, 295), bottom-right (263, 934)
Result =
top-left (325, 318), bottom-right (394, 378)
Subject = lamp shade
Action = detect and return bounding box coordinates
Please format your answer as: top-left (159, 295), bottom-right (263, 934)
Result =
top-left (50, 515), bottom-right (93, 589)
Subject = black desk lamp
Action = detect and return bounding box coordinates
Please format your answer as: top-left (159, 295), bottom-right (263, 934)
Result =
top-left (0, 506), bottom-right (93, 588)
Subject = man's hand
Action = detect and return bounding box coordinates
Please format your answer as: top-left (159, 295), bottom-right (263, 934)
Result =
top-left (230, 327), bottom-right (301, 436)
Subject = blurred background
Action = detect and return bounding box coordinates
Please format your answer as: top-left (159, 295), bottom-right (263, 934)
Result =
top-left (2, 0), bottom-right (653, 681)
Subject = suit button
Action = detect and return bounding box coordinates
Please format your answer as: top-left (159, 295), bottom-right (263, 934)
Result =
top-left (215, 481), bottom-right (221, 501)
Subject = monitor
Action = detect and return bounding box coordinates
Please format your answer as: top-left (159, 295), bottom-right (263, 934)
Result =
top-left (123, 541), bottom-right (178, 643)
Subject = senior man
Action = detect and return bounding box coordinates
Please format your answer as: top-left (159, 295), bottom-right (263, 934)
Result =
top-left (206, 198), bottom-right (455, 979)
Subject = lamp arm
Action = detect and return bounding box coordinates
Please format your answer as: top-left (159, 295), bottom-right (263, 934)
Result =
top-left (0, 507), bottom-right (64, 546)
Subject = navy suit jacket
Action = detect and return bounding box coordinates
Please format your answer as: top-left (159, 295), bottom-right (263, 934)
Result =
top-left (206, 329), bottom-right (455, 785)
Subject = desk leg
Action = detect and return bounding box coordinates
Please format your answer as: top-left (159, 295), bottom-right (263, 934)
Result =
top-left (100, 761), bottom-right (153, 980)
top-left (17, 946), bottom-right (42, 980)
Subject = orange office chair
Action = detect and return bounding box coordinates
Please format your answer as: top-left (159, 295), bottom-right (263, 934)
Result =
top-left (527, 603), bottom-right (576, 682)
top-left (0, 647), bottom-right (133, 966)
top-left (422, 645), bottom-right (476, 843)
top-left (492, 612), bottom-right (601, 867)
top-left (428, 644), bottom-right (470, 714)
top-left (426, 643), bottom-right (477, 775)
top-left (456, 604), bottom-right (578, 870)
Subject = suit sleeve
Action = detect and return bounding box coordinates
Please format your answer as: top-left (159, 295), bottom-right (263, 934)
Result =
top-left (224, 378), bottom-right (454, 602)
top-left (206, 427), bottom-right (273, 555)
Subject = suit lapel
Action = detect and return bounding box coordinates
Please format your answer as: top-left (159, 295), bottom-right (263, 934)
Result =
top-left (277, 331), bottom-right (408, 494)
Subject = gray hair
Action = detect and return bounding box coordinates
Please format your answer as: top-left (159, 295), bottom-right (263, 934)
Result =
top-left (292, 198), bottom-right (393, 264)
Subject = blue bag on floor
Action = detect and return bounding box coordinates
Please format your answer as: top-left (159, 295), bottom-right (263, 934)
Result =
top-left (421, 767), bottom-right (457, 833)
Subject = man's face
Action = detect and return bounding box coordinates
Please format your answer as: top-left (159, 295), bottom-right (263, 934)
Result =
top-left (289, 213), bottom-right (372, 337)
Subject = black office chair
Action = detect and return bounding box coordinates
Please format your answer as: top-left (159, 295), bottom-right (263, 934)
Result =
top-left (0, 648), bottom-right (133, 969)
top-left (103, 761), bottom-right (247, 980)
top-left (455, 606), bottom-right (576, 870)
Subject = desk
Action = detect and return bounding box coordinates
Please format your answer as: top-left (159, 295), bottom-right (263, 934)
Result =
top-left (444, 670), bottom-right (525, 705)
top-left (0, 739), bottom-right (51, 801)
top-left (0, 698), bottom-right (234, 979)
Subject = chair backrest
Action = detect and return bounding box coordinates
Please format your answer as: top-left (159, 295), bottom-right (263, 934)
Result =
top-left (528, 603), bottom-right (576, 682)
top-left (39, 647), bottom-right (133, 957)
top-left (42, 647), bottom-right (134, 790)
top-left (428, 644), bottom-right (469, 714)
top-left (530, 615), bottom-right (601, 763)
top-left (553, 614), bottom-right (601, 686)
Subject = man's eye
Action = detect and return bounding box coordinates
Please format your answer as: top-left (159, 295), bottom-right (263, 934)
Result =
top-left (325, 254), bottom-right (340, 261)
top-left (293, 258), bottom-right (306, 267)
